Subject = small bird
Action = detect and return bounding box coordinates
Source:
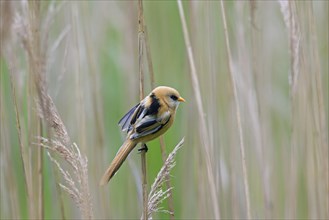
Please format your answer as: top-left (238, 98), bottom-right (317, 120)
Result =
top-left (100, 86), bottom-right (185, 185)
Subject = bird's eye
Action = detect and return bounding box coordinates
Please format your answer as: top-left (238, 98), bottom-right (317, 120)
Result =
top-left (170, 95), bottom-right (178, 101)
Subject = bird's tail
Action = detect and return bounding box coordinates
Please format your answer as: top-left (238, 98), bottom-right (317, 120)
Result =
top-left (100, 139), bottom-right (137, 186)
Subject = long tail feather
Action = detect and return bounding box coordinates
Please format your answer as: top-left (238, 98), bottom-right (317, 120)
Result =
top-left (100, 140), bottom-right (137, 185)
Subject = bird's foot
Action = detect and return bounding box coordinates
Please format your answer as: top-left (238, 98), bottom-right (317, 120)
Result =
top-left (138, 144), bottom-right (148, 153)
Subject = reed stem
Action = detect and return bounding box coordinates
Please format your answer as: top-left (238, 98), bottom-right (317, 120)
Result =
top-left (138, 1), bottom-right (148, 219)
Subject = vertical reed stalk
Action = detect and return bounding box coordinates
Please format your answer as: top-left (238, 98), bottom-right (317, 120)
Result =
top-left (144, 26), bottom-right (155, 90)
top-left (278, 1), bottom-right (300, 217)
top-left (249, 2), bottom-right (271, 217)
top-left (29, 3), bottom-right (44, 217)
top-left (9, 64), bottom-right (34, 219)
top-left (37, 121), bottom-right (44, 219)
top-left (220, 1), bottom-right (251, 219)
top-left (138, 1), bottom-right (148, 219)
top-left (308, 4), bottom-right (329, 217)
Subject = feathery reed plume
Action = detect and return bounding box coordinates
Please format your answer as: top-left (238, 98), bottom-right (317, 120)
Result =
top-left (12, 1), bottom-right (93, 219)
top-left (142, 138), bottom-right (184, 220)
top-left (38, 138), bottom-right (92, 219)
top-left (159, 136), bottom-right (175, 219)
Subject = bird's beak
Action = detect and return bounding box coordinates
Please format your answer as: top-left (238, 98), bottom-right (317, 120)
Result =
top-left (177, 97), bottom-right (186, 102)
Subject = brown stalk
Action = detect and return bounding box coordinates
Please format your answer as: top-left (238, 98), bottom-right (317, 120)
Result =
top-left (138, 1), bottom-right (148, 219)
top-left (27, 2), bottom-right (44, 218)
top-left (144, 26), bottom-right (155, 89)
top-left (307, 3), bottom-right (328, 217)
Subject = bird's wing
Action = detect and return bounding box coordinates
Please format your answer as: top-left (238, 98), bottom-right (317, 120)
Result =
top-left (118, 99), bottom-right (149, 132)
top-left (130, 111), bottom-right (171, 140)
top-left (118, 103), bottom-right (140, 132)
top-left (129, 101), bottom-right (147, 126)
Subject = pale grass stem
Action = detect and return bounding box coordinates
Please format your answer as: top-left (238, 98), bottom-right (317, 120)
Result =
top-left (220, 0), bottom-right (251, 219)
top-left (37, 121), bottom-right (44, 219)
top-left (177, 0), bottom-right (220, 218)
top-left (278, 1), bottom-right (301, 217)
top-left (248, 1), bottom-right (271, 217)
top-left (8, 59), bottom-right (34, 219)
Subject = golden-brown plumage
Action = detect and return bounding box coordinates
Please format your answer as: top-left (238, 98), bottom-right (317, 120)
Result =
top-left (100, 86), bottom-right (185, 185)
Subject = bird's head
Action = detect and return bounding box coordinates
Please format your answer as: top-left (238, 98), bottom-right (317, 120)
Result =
top-left (152, 86), bottom-right (185, 110)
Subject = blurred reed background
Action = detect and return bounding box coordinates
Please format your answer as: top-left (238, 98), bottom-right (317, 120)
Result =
top-left (0, 0), bottom-right (328, 219)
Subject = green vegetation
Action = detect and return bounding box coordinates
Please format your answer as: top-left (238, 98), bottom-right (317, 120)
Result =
top-left (0, 1), bottom-right (328, 219)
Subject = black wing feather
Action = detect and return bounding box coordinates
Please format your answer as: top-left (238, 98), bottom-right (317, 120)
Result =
top-left (119, 95), bottom-right (168, 140)
top-left (130, 104), bottom-right (145, 125)
top-left (135, 119), bottom-right (158, 133)
top-left (131, 115), bottom-right (171, 140)
top-left (118, 103), bottom-right (140, 132)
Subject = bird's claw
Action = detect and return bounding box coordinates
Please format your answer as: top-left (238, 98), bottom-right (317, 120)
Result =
top-left (138, 144), bottom-right (148, 153)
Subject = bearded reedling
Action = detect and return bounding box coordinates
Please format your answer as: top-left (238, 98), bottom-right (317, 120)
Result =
top-left (100, 86), bottom-right (185, 185)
